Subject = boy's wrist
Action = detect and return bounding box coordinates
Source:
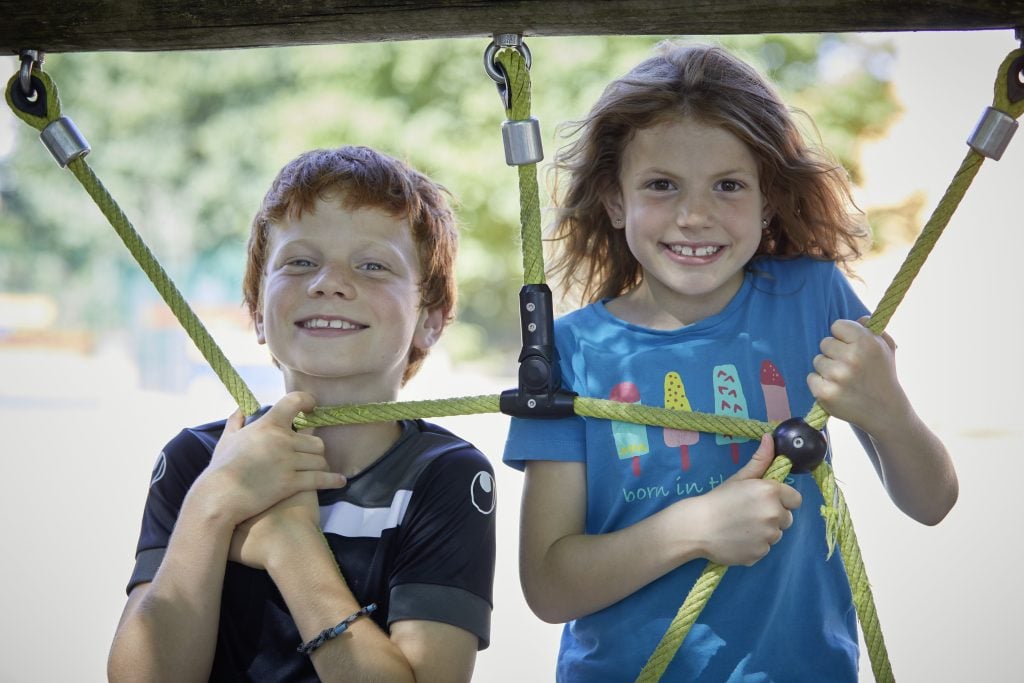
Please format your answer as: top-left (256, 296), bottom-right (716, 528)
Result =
top-left (263, 522), bottom-right (331, 577)
top-left (185, 471), bottom-right (247, 532)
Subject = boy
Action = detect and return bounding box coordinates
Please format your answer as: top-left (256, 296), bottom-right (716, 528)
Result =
top-left (108, 146), bottom-right (496, 682)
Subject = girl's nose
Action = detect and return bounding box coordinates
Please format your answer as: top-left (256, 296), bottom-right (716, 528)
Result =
top-left (676, 195), bottom-right (711, 229)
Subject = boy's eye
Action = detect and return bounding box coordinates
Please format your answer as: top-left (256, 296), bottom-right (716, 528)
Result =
top-left (359, 262), bottom-right (388, 272)
top-left (285, 257), bottom-right (316, 268)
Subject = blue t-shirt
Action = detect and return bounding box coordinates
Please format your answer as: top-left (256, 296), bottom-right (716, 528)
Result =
top-left (504, 257), bottom-right (869, 682)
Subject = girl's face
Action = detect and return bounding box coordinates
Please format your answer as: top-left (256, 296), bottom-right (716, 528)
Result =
top-left (604, 117), bottom-right (767, 328)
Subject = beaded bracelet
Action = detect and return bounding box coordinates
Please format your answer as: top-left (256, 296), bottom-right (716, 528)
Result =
top-left (297, 603), bottom-right (378, 655)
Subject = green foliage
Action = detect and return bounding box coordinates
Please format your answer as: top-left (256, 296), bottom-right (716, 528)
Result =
top-left (0, 34), bottom-right (899, 360)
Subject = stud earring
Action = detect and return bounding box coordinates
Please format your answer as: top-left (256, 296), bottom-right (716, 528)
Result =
top-left (761, 217), bottom-right (769, 229)
top-left (613, 217), bottom-right (624, 227)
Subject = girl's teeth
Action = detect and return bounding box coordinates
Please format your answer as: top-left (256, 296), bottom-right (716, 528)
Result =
top-left (673, 245), bottom-right (720, 257)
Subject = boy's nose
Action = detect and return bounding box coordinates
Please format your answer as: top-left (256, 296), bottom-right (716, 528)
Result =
top-left (309, 267), bottom-right (355, 298)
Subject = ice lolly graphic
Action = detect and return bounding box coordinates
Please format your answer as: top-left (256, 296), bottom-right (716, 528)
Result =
top-left (610, 382), bottom-right (649, 476)
top-left (663, 371), bottom-right (699, 471)
top-left (713, 364), bottom-right (751, 464)
top-left (759, 359), bottom-right (792, 422)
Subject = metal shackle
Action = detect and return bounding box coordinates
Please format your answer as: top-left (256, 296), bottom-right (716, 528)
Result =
top-left (40, 116), bottom-right (91, 167)
top-left (501, 117), bottom-right (543, 166)
top-left (967, 106), bottom-right (1018, 160)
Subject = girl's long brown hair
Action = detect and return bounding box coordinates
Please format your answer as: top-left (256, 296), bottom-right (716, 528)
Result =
top-left (548, 42), bottom-right (868, 305)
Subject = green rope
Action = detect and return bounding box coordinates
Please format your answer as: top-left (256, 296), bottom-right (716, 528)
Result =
top-left (496, 47), bottom-right (546, 286)
top-left (636, 455), bottom-right (796, 682)
top-left (814, 463), bottom-right (893, 682)
top-left (5, 70), bottom-right (261, 417)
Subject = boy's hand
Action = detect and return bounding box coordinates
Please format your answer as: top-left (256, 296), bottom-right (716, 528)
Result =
top-left (229, 490), bottom-right (321, 570)
top-left (807, 317), bottom-right (908, 432)
top-left (198, 392), bottom-right (345, 527)
top-left (695, 435), bottom-right (801, 566)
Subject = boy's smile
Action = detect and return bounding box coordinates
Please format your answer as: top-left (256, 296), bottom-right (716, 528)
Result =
top-left (604, 117), bottom-right (767, 328)
top-left (298, 316), bottom-right (366, 331)
top-left (256, 197), bottom-right (442, 403)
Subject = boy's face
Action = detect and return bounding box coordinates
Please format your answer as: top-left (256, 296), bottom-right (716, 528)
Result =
top-left (255, 197), bottom-right (443, 401)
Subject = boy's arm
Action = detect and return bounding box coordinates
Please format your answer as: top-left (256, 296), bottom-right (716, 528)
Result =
top-left (234, 492), bottom-right (477, 682)
top-left (107, 477), bottom-right (235, 683)
top-left (809, 319), bottom-right (958, 525)
top-left (108, 393), bottom-right (344, 682)
top-left (519, 435), bottom-right (800, 624)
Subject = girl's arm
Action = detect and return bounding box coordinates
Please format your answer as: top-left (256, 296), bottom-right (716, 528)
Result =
top-left (233, 492), bottom-right (478, 683)
top-left (809, 319), bottom-right (958, 525)
top-left (519, 435), bottom-right (801, 624)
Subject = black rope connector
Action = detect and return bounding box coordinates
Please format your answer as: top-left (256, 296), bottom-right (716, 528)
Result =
top-left (499, 284), bottom-right (577, 419)
top-left (7, 72), bottom-right (47, 118)
top-left (772, 417), bottom-right (828, 474)
top-left (1007, 52), bottom-right (1024, 105)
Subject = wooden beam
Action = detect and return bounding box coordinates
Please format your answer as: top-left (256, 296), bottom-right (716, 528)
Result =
top-left (2, 0), bottom-right (1022, 54)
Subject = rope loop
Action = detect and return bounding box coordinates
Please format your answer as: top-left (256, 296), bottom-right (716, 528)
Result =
top-left (484, 33), bottom-right (532, 110)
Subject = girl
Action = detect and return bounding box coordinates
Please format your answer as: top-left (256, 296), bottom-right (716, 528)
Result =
top-left (503, 43), bottom-right (958, 681)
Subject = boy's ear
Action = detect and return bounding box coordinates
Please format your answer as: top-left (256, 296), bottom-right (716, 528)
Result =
top-left (412, 307), bottom-right (445, 351)
top-left (602, 190), bottom-right (625, 229)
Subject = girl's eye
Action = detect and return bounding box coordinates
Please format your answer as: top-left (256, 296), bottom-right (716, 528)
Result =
top-left (647, 179), bottom-right (675, 192)
top-left (285, 258), bottom-right (316, 268)
top-left (359, 262), bottom-right (388, 272)
top-left (717, 180), bottom-right (743, 192)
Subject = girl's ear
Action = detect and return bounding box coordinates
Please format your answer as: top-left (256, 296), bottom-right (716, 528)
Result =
top-left (602, 190), bottom-right (626, 229)
top-left (254, 310), bottom-right (266, 345)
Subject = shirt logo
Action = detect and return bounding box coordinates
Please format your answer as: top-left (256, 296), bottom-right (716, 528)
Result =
top-left (470, 471), bottom-right (495, 515)
top-left (150, 451), bottom-right (167, 487)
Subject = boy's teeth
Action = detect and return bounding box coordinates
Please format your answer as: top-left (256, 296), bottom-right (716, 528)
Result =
top-left (671, 245), bottom-right (721, 257)
top-left (305, 318), bottom-right (358, 329)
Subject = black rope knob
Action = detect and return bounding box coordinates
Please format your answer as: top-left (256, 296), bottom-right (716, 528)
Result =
top-left (772, 417), bottom-right (827, 474)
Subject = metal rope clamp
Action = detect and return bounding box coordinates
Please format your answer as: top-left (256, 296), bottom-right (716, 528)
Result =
top-left (968, 107), bottom-right (1018, 160)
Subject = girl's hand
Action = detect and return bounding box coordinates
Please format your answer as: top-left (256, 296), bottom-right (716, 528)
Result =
top-left (695, 435), bottom-right (802, 566)
top-left (196, 391), bottom-right (345, 526)
top-left (807, 317), bottom-right (909, 432)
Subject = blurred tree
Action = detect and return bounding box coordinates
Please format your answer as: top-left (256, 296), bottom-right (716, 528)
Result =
top-left (0, 33), bottom-right (899, 364)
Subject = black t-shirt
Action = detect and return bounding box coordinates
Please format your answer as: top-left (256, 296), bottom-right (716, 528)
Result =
top-left (128, 416), bottom-right (496, 681)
